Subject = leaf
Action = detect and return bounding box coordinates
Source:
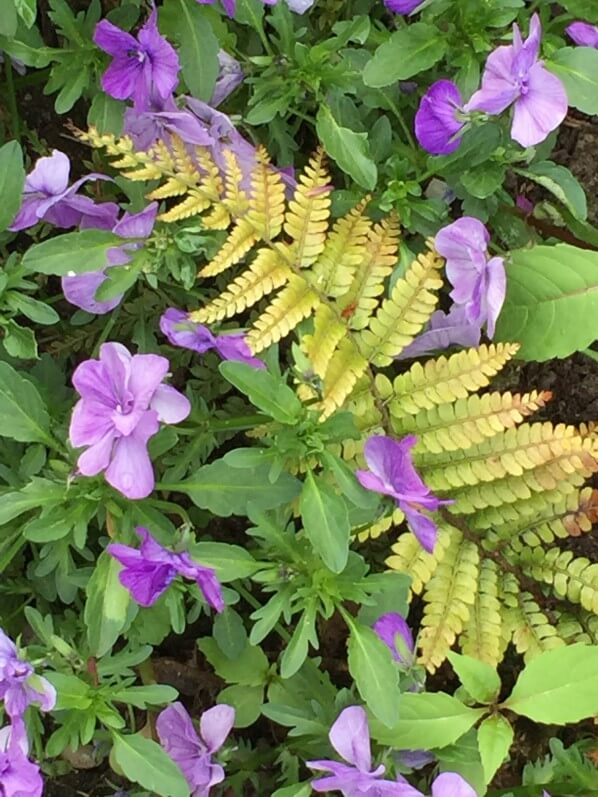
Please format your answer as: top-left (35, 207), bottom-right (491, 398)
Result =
top-left (0, 1), bottom-right (17, 36)
top-left (218, 684), bottom-right (263, 727)
top-left (299, 471), bottom-right (350, 573)
top-left (111, 684), bottom-right (178, 709)
top-left (87, 93), bottom-right (124, 136)
top-left (190, 541), bottom-right (261, 581)
top-left (85, 552), bottom-right (131, 658)
top-left (198, 638), bottom-right (269, 687)
top-left (0, 37), bottom-right (57, 67)
top-left (0, 362), bottom-right (52, 444)
top-left (363, 23), bottom-right (447, 87)
top-left (3, 320), bottom-right (38, 359)
top-left (5, 293), bottom-right (60, 325)
top-left (111, 733), bottom-right (190, 797)
top-left (272, 784), bottom-right (312, 797)
top-left (514, 161), bottom-right (587, 220)
top-left (460, 162), bottom-right (506, 200)
top-left (22, 230), bottom-right (121, 276)
top-left (14, 0), bottom-right (37, 27)
top-left (560, 0), bottom-right (598, 21)
top-left (170, 0), bottom-right (219, 101)
top-left (477, 715), bottom-right (514, 784)
top-left (447, 652), bottom-right (501, 704)
top-left (316, 105), bottom-right (377, 190)
top-left (0, 479), bottom-right (65, 525)
top-left (280, 607), bottom-right (317, 679)
top-left (548, 47), bottom-right (598, 115)
top-left (45, 672), bottom-right (93, 710)
top-left (347, 623), bottom-right (400, 728)
top-left (503, 643), bottom-right (598, 723)
top-left (213, 609), bottom-right (248, 659)
top-left (219, 362), bottom-right (303, 424)
top-left (494, 243), bottom-right (598, 361)
top-left (0, 140), bottom-right (24, 231)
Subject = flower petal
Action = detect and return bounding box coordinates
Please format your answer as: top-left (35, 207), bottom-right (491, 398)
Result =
top-left (431, 772), bottom-right (477, 797)
top-left (414, 80), bottom-right (464, 155)
top-left (104, 412), bottom-right (159, 499)
top-left (101, 56), bottom-right (142, 101)
top-left (94, 19), bottom-right (138, 56)
top-left (62, 270), bottom-right (122, 315)
top-left (510, 63), bottom-right (568, 147)
top-left (200, 704), bottom-right (235, 752)
top-left (149, 384), bottom-right (191, 424)
top-left (329, 705), bottom-right (372, 771)
top-left (401, 503), bottom-right (438, 553)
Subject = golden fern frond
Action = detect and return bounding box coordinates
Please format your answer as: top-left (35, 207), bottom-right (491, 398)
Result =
top-left (148, 177), bottom-right (189, 200)
top-left (200, 220), bottom-right (258, 277)
top-left (501, 575), bottom-right (564, 658)
top-left (319, 338), bottom-right (369, 420)
top-left (512, 546), bottom-right (598, 613)
top-left (557, 610), bottom-right (598, 645)
top-left (283, 149), bottom-right (332, 267)
top-left (222, 150), bottom-right (250, 216)
top-left (356, 507), bottom-right (404, 542)
top-left (302, 304), bottom-right (346, 379)
top-left (247, 275), bottom-right (319, 352)
top-left (385, 526), bottom-right (451, 595)
top-left (245, 148), bottom-right (286, 240)
top-left (460, 559), bottom-right (503, 666)
top-left (159, 192), bottom-right (212, 223)
top-left (195, 148), bottom-right (225, 201)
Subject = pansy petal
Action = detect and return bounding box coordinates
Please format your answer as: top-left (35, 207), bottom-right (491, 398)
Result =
top-left (566, 21), bottom-right (598, 48)
top-left (510, 63), bottom-right (568, 147)
top-left (483, 256), bottom-right (506, 337)
top-left (373, 612), bottom-right (414, 663)
top-left (156, 702), bottom-right (204, 783)
top-left (62, 270), bottom-right (122, 315)
top-left (101, 56), bottom-right (142, 101)
top-left (431, 772), bottom-right (477, 797)
top-left (113, 203), bottom-right (158, 240)
top-left (200, 704), bottom-right (235, 752)
top-left (105, 413), bottom-right (159, 499)
top-left (401, 504), bottom-right (438, 553)
top-left (69, 398), bottom-right (114, 447)
top-left (329, 705), bottom-right (372, 771)
top-left (77, 431), bottom-right (115, 476)
top-left (94, 19), bottom-right (138, 56)
top-left (127, 354), bottom-right (170, 409)
top-left (150, 384), bottom-right (191, 424)
top-left (415, 80), bottom-right (464, 155)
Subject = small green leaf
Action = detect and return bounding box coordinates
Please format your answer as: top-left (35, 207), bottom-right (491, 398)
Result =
top-left (272, 785), bottom-right (312, 797)
top-left (166, 0), bottom-right (219, 101)
top-left (363, 24), bottom-right (447, 87)
top-left (22, 230), bottom-right (122, 276)
top-left (218, 684), bottom-right (263, 727)
top-left (347, 622), bottom-right (400, 728)
top-left (548, 47), bottom-right (598, 116)
top-left (280, 606), bottom-right (317, 679)
top-left (0, 140), bottom-right (25, 231)
top-left (45, 672), bottom-right (93, 710)
top-left (5, 293), bottom-right (60, 325)
top-left (198, 638), bottom-right (269, 687)
top-left (477, 714), bottom-right (514, 784)
top-left (300, 471), bottom-right (350, 573)
top-left (316, 105), bottom-right (377, 190)
top-left (0, 479), bottom-right (65, 525)
top-left (0, 1), bottom-right (17, 36)
top-left (447, 652), bottom-right (501, 704)
top-left (219, 362), bottom-right (303, 424)
top-left (0, 362), bottom-right (52, 444)
top-left (3, 320), bottom-right (38, 359)
top-left (111, 733), bottom-right (190, 797)
top-left (14, 0), bottom-right (37, 27)
top-left (111, 684), bottom-right (178, 709)
top-left (514, 161), bottom-right (587, 220)
top-left (460, 162), bottom-right (506, 199)
top-left (213, 609), bottom-right (248, 659)
top-left (85, 552), bottom-right (131, 658)
top-left (190, 541), bottom-right (261, 581)
top-left (87, 92), bottom-right (124, 136)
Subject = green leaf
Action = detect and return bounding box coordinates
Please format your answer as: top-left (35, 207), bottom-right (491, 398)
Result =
top-left (5, 293), bottom-right (60, 325)
top-left (0, 140), bottom-right (24, 231)
top-left (198, 638), bottom-right (270, 687)
top-left (168, 0), bottom-right (219, 101)
top-left (0, 479), bottom-right (65, 525)
top-left (514, 161), bottom-right (587, 220)
top-left (190, 541), bottom-right (261, 581)
top-left (477, 714), bottom-right (514, 784)
top-left (22, 230), bottom-right (122, 276)
top-left (548, 48), bottom-right (598, 115)
top-left (347, 622), bottom-right (400, 728)
top-left (45, 672), bottom-right (93, 710)
top-left (14, 0), bottom-right (37, 27)
top-left (300, 471), bottom-right (350, 573)
top-left (174, 460), bottom-right (301, 517)
top-left (85, 552), bottom-right (131, 658)
top-left (316, 105), bottom-right (377, 190)
top-left (494, 243), bottom-right (598, 361)
top-left (0, 1), bottom-right (17, 36)
top-left (0, 362), bottom-right (52, 444)
top-left (371, 692), bottom-right (486, 748)
top-left (111, 684), bottom-right (178, 709)
top-left (219, 362), bottom-right (303, 424)
top-left (87, 92), bottom-right (124, 136)
top-left (272, 786), bottom-right (312, 797)
top-left (280, 606), bottom-right (317, 679)
top-left (213, 608), bottom-right (248, 659)
top-left (460, 162), bottom-right (506, 199)
top-left (3, 320), bottom-right (38, 359)
top-left (0, 38), bottom-right (57, 67)
top-left (363, 23), bottom-right (447, 87)
top-left (111, 733), bottom-right (190, 797)
top-left (560, 0), bottom-right (598, 21)
top-left (447, 652), bottom-right (501, 704)
top-left (503, 643), bottom-right (598, 723)
top-left (54, 66), bottom-right (90, 114)
top-left (218, 684), bottom-right (263, 727)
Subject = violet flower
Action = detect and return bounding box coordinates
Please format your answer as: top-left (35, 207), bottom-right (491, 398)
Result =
top-left (9, 150), bottom-right (118, 232)
top-left (356, 435), bottom-right (451, 552)
top-left (465, 14), bottom-right (568, 147)
top-left (69, 342), bottom-right (190, 499)
top-left (0, 629), bottom-right (55, 719)
top-left (566, 21), bottom-right (598, 48)
top-left (108, 527), bottom-right (224, 610)
top-left (211, 51), bottom-right (244, 107)
top-left (62, 203), bottom-right (158, 315)
top-left (373, 612), bottom-right (414, 665)
top-left (396, 306), bottom-right (482, 361)
top-left (156, 701), bottom-right (234, 796)
top-left (94, 8), bottom-right (179, 111)
top-left (123, 95), bottom-right (215, 151)
top-left (160, 308), bottom-right (265, 369)
top-left (435, 217), bottom-right (506, 338)
top-left (195, 0), bottom-right (236, 17)
top-left (0, 719), bottom-right (43, 797)
top-left (418, 773), bottom-right (477, 797)
top-left (384, 0), bottom-right (424, 13)
top-left (415, 80), bottom-right (466, 155)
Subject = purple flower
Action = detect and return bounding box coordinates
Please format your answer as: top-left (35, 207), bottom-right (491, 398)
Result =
top-left (384, 0), bottom-right (424, 13)
top-left (108, 527), bottom-right (224, 610)
top-left (0, 630), bottom-right (55, 719)
top-left (373, 612), bottom-right (414, 665)
top-left (566, 22), bottom-right (598, 48)
top-left (516, 194), bottom-right (534, 215)
top-left (94, 8), bottom-right (179, 111)
top-left (211, 51), bottom-right (244, 107)
top-left (156, 701), bottom-right (234, 796)
top-left (62, 203), bottom-right (158, 315)
top-left (428, 773), bottom-right (477, 797)
top-left (0, 719), bottom-right (43, 797)
top-left (195, 0), bottom-right (236, 17)
top-left (9, 150), bottom-right (118, 232)
top-left (123, 95), bottom-right (215, 152)
top-left (435, 217), bottom-right (506, 337)
top-left (415, 80), bottom-right (466, 156)
top-left (356, 435), bottom-right (451, 552)
top-left (396, 306), bottom-right (482, 360)
top-left (465, 14), bottom-right (568, 147)
top-left (160, 308), bottom-right (265, 369)
top-left (69, 342), bottom-right (190, 499)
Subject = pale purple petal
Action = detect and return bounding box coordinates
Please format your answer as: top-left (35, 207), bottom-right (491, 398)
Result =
top-left (62, 270), bottom-right (122, 315)
top-left (105, 412), bottom-right (159, 499)
top-left (415, 80), bottom-right (465, 156)
top-left (94, 19), bottom-right (138, 56)
top-left (329, 706), bottom-right (372, 772)
top-left (396, 307), bottom-right (482, 360)
top-left (211, 51), bottom-right (244, 107)
top-left (157, 703), bottom-right (204, 784)
top-left (566, 22), bottom-right (598, 48)
top-left (24, 149), bottom-right (70, 195)
top-left (373, 612), bottom-right (414, 663)
top-left (363, 435), bottom-right (426, 500)
top-left (113, 203), bottom-right (158, 239)
top-left (128, 354), bottom-right (170, 409)
top-left (483, 256), bottom-right (506, 338)
top-left (137, 10), bottom-right (180, 102)
top-left (9, 198), bottom-right (45, 231)
top-left (150, 384), bottom-right (191, 424)
top-left (512, 14), bottom-right (541, 76)
top-left (465, 45), bottom-right (520, 115)
top-left (355, 469), bottom-right (393, 497)
top-left (285, 0), bottom-right (315, 12)
top-left (431, 772), bottom-right (477, 797)
top-left (510, 63), bottom-right (568, 147)
top-left (25, 675), bottom-right (56, 712)
top-left (213, 334), bottom-right (265, 368)
top-left (401, 504), bottom-right (438, 553)
top-left (160, 308), bottom-right (216, 353)
top-left (77, 431), bottom-right (115, 476)
top-left (200, 704), bottom-right (235, 752)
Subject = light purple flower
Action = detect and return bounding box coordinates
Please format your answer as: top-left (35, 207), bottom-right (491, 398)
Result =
top-left (373, 613), bottom-right (414, 665)
top-left (396, 306), bottom-right (482, 360)
top-left (0, 630), bottom-right (56, 719)
top-left (566, 22), bottom-right (598, 48)
top-left (123, 95), bottom-right (215, 151)
top-left (384, 0), bottom-right (424, 13)
top-left (156, 701), bottom-right (234, 796)
top-left (160, 308), bottom-right (265, 369)
top-left (9, 149), bottom-right (118, 232)
top-left (69, 342), bottom-right (190, 499)
top-left (428, 773), bottom-right (477, 797)
top-left (415, 80), bottom-right (466, 156)
top-left (435, 217), bottom-right (506, 338)
top-left (211, 51), bottom-right (244, 107)
top-left (94, 8), bottom-right (180, 111)
top-left (62, 203), bottom-right (158, 315)
top-left (465, 14), bottom-right (568, 147)
top-left (195, 0), bottom-right (236, 17)
top-left (0, 719), bottom-right (43, 797)
top-left (108, 527), bottom-right (224, 610)
top-left (356, 436), bottom-right (451, 552)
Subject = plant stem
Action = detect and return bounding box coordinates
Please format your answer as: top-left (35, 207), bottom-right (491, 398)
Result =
top-left (5, 60), bottom-right (20, 143)
top-left (236, 582), bottom-right (291, 642)
top-left (380, 91), bottom-right (416, 151)
top-left (175, 413), bottom-right (269, 435)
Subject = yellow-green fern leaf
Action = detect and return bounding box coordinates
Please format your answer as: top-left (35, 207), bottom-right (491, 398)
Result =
top-left (357, 507), bottom-right (404, 542)
top-left (460, 559), bottom-right (502, 666)
top-left (385, 526), bottom-right (450, 595)
top-left (512, 546), bottom-right (598, 613)
top-left (302, 304), bottom-right (346, 379)
top-left (159, 191), bottom-right (211, 223)
top-left (319, 338), bottom-right (369, 420)
top-left (501, 575), bottom-right (564, 659)
top-left (283, 149), bottom-right (332, 266)
top-left (195, 148), bottom-right (225, 201)
top-left (245, 148), bottom-right (286, 240)
top-left (148, 176), bottom-right (190, 200)
top-left (200, 220), bottom-right (258, 277)
top-left (222, 149), bottom-right (250, 216)
top-left (557, 610), bottom-right (598, 645)
top-left (247, 274), bottom-right (319, 352)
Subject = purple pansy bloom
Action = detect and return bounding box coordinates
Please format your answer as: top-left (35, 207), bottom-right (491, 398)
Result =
top-left (465, 14), bottom-right (568, 147)
top-left (94, 8), bottom-right (179, 111)
top-left (384, 0), bottom-right (424, 14)
top-left (108, 527), bottom-right (224, 611)
top-left (415, 80), bottom-right (466, 156)
top-left (396, 306), bottom-right (482, 360)
top-left (211, 51), bottom-right (244, 107)
top-left (0, 630), bottom-right (55, 719)
top-left (0, 720), bottom-right (43, 797)
top-left (62, 203), bottom-right (158, 315)
top-left (156, 701), bottom-right (234, 796)
top-left (435, 217), bottom-right (506, 338)
top-left (373, 612), bottom-right (415, 665)
top-left (356, 435), bottom-right (451, 552)
top-left (10, 150), bottom-right (117, 232)
top-left (566, 21), bottom-right (598, 48)
top-left (69, 342), bottom-right (190, 499)
top-left (425, 773), bottom-right (477, 797)
top-left (195, 0), bottom-right (236, 17)
top-left (123, 95), bottom-right (215, 151)
top-left (160, 308), bottom-right (265, 369)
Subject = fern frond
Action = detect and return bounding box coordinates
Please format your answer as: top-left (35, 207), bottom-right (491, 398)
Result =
top-left (356, 507), bottom-right (403, 542)
top-left (247, 275), bottom-right (319, 352)
top-left (245, 148), bottom-right (286, 240)
top-left (200, 220), bottom-right (258, 277)
top-left (501, 575), bottom-right (564, 658)
top-left (512, 546), bottom-right (598, 613)
top-left (385, 527), bottom-right (450, 596)
top-left (283, 149), bottom-right (332, 267)
top-left (222, 150), bottom-right (250, 216)
top-left (195, 148), bottom-right (225, 200)
top-left (159, 191), bottom-right (212, 223)
top-left (302, 304), bottom-right (346, 379)
top-left (557, 610), bottom-right (598, 645)
top-left (319, 338), bottom-right (369, 420)
top-left (460, 559), bottom-right (503, 666)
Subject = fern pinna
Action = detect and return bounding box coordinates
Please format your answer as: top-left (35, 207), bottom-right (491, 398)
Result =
top-left (82, 127), bottom-right (598, 671)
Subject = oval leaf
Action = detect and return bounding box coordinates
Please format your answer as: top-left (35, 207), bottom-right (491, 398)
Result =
top-left (363, 24), bottom-right (447, 87)
top-left (111, 733), bottom-right (190, 797)
top-left (219, 362), bottom-right (303, 424)
top-left (0, 140), bottom-right (25, 231)
top-left (22, 229), bottom-right (122, 276)
top-left (0, 362), bottom-right (52, 444)
top-left (85, 552), bottom-right (131, 658)
top-left (316, 105), bottom-right (377, 190)
top-left (477, 714), bottom-right (514, 785)
top-left (548, 47), bottom-right (598, 116)
top-left (347, 623), bottom-right (400, 728)
top-left (300, 471), bottom-right (350, 573)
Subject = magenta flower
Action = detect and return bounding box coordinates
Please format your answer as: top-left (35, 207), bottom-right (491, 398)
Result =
top-left (435, 217), bottom-right (506, 337)
top-left (566, 21), bottom-right (598, 48)
top-left (384, 0), bottom-right (424, 13)
top-left (69, 342), bottom-right (190, 499)
top-left (415, 80), bottom-right (466, 155)
top-left (0, 719), bottom-right (43, 797)
top-left (373, 613), bottom-right (415, 665)
top-left (465, 14), bottom-right (568, 147)
top-left (160, 308), bottom-right (265, 369)
top-left (156, 701), bottom-right (234, 796)
top-left (94, 8), bottom-right (179, 111)
top-left (9, 150), bottom-right (118, 232)
top-left (62, 203), bottom-right (158, 315)
top-left (0, 630), bottom-right (55, 719)
top-left (356, 436), bottom-right (451, 552)
top-left (396, 306), bottom-right (482, 360)
top-left (108, 527), bottom-right (224, 611)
